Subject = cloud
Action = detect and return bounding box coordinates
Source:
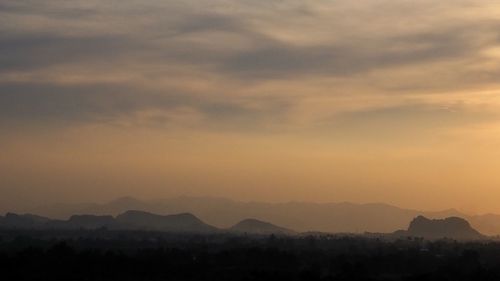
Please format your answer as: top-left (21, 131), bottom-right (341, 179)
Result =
top-left (1, 0), bottom-right (500, 131)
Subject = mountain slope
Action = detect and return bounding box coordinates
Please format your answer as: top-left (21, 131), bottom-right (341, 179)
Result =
top-left (0, 213), bottom-right (50, 229)
top-left (230, 219), bottom-right (295, 235)
top-left (115, 210), bottom-right (218, 233)
top-left (0, 211), bottom-right (219, 233)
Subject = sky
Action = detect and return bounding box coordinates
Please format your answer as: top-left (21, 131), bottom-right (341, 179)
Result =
top-left (1, 0), bottom-right (500, 214)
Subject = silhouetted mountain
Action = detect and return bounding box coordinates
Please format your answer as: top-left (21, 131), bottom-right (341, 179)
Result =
top-left (27, 196), bottom-right (500, 235)
top-left (0, 213), bottom-right (50, 229)
top-left (115, 210), bottom-right (218, 233)
top-left (1, 211), bottom-right (219, 233)
top-left (405, 216), bottom-right (484, 240)
top-left (67, 215), bottom-right (116, 229)
top-left (42, 215), bottom-right (117, 230)
top-left (230, 219), bottom-right (295, 235)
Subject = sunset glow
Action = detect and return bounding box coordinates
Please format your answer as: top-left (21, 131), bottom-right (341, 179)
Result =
top-left (2, 0), bottom-right (500, 214)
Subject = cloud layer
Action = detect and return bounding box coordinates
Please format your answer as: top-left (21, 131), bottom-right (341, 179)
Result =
top-left (1, 0), bottom-right (500, 130)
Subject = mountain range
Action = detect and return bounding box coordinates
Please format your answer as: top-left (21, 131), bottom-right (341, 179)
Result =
top-left (0, 211), bottom-right (289, 235)
top-left (0, 211), bottom-right (487, 240)
top-left (25, 196), bottom-right (500, 235)
top-left (230, 218), bottom-right (295, 235)
top-left (23, 197), bottom-right (500, 235)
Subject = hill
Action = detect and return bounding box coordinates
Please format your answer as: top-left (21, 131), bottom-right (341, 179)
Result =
top-left (46, 215), bottom-right (117, 229)
top-left (0, 211), bottom-right (219, 234)
top-left (229, 219), bottom-right (295, 235)
top-left (0, 213), bottom-right (50, 229)
top-left (115, 210), bottom-right (218, 233)
top-left (404, 216), bottom-right (484, 240)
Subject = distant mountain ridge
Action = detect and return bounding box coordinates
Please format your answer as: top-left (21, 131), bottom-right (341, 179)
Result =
top-left (1, 211), bottom-right (488, 240)
top-left (0, 211), bottom-right (291, 235)
top-left (1, 213), bottom-right (50, 228)
top-left (115, 210), bottom-right (217, 233)
top-left (230, 219), bottom-right (295, 235)
top-left (25, 196), bottom-right (500, 235)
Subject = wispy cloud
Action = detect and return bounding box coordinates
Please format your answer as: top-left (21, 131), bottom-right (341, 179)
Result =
top-left (1, 0), bottom-right (500, 132)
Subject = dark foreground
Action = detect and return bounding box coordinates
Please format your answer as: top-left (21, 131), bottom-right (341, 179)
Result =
top-left (1, 229), bottom-right (500, 281)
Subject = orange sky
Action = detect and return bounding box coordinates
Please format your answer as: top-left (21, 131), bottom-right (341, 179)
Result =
top-left (1, 0), bottom-right (500, 214)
